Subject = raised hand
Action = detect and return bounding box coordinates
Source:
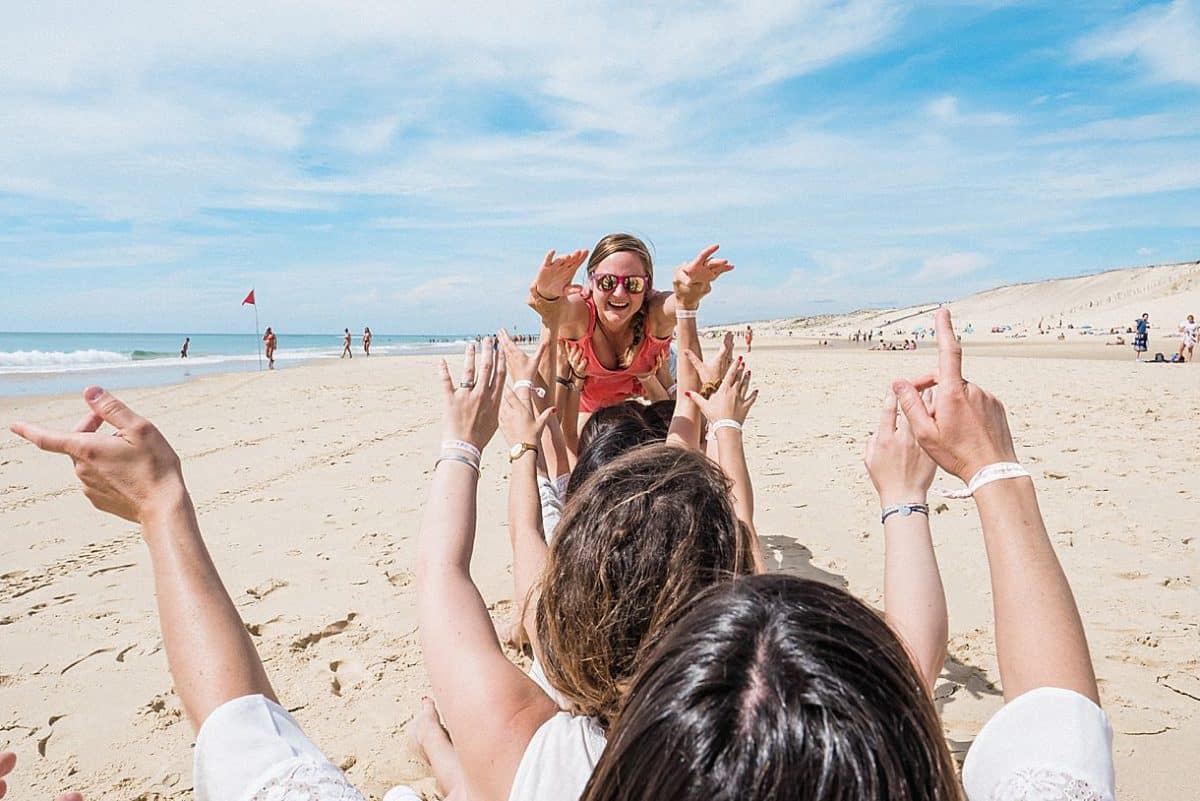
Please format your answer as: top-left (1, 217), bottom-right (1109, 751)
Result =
top-left (672, 245), bottom-right (735, 309)
top-left (865, 389), bottom-right (938, 506)
top-left (532, 249), bottom-right (588, 301)
top-left (0, 750), bottom-right (83, 801)
top-left (892, 308), bottom-right (1017, 481)
top-left (498, 328), bottom-right (548, 386)
top-left (10, 387), bottom-right (186, 524)
top-left (561, 339), bottom-right (589, 382)
top-left (438, 338), bottom-right (507, 450)
top-left (683, 332), bottom-right (735, 388)
top-left (499, 384), bottom-right (556, 448)
top-left (687, 359), bottom-right (758, 424)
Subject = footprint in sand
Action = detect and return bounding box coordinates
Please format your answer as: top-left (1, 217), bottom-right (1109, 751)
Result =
top-left (291, 613), bottom-right (358, 652)
top-left (328, 658), bottom-right (366, 697)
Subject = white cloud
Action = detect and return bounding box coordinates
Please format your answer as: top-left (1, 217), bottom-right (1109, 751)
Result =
top-left (1075, 0), bottom-right (1200, 85)
top-left (926, 94), bottom-right (1018, 126)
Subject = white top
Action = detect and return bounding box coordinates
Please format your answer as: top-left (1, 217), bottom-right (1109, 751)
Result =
top-left (1180, 320), bottom-right (1197, 344)
top-left (528, 656), bottom-right (570, 709)
top-left (537, 473), bottom-right (569, 543)
top-left (962, 686), bottom-right (1115, 801)
top-left (508, 711), bottom-right (607, 801)
top-left (195, 694), bottom-right (364, 801)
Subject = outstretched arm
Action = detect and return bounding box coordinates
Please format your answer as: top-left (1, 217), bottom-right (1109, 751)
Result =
top-left (688, 360), bottom-right (764, 573)
top-left (864, 389), bottom-right (946, 692)
top-left (10, 387), bottom-right (275, 729)
top-left (528, 249), bottom-right (591, 338)
top-left (894, 308), bottom-right (1098, 704)
top-left (648, 245), bottom-right (735, 336)
top-left (417, 341), bottom-right (558, 801)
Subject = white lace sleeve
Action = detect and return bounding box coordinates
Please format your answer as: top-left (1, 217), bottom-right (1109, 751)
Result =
top-left (986, 767), bottom-right (1107, 801)
top-left (248, 757), bottom-right (366, 801)
top-left (962, 687), bottom-right (1115, 801)
top-left (194, 695), bottom-right (365, 801)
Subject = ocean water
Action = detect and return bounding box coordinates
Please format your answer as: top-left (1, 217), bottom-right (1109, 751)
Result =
top-left (0, 332), bottom-right (470, 397)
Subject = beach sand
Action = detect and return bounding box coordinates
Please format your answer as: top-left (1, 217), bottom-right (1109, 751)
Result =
top-left (2, 341), bottom-right (1196, 800)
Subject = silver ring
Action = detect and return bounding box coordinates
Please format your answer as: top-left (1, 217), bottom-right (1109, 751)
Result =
top-left (459, 381), bottom-right (475, 389)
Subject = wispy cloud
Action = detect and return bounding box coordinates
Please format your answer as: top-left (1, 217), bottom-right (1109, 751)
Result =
top-left (1075, 0), bottom-right (1200, 85)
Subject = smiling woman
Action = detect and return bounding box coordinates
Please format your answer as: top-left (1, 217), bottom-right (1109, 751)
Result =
top-left (528, 234), bottom-right (734, 413)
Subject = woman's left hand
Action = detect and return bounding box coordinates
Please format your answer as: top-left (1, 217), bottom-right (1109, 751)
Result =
top-left (673, 245), bottom-right (735, 309)
top-left (438, 338), bottom-right (506, 450)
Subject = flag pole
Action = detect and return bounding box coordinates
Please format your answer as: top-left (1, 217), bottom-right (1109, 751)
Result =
top-left (255, 300), bottom-right (262, 372)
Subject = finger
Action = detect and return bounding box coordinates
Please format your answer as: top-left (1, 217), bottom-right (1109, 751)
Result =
top-left (534, 406), bottom-right (556, 431)
top-left (722, 359), bottom-right (743, 389)
top-left (921, 387), bottom-right (935, 415)
top-left (462, 343), bottom-right (477, 386)
top-left (58, 793), bottom-right (85, 801)
top-left (0, 751), bottom-right (12, 776)
top-left (683, 350), bottom-right (704, 369)
top-left (83, 386), bottom-right (142, 430)
top-left (492, 348), bottom-right (508, 397)
top-left (693, 244), bottom-right (720, 266)
top-left (438, 360), bottom-right (455, 399)
top-left (9, 421), bottom-right (83, 457)
top-left (684, 390), bottom-right (710, 419)
top-left (892, 379), bottom-right (937, 441)
top-left (878, 390), bottom-right (898, 434)
top-left (934, 308), bottom-right (963, 384)
top-left (744, 388), bottom-right (759, 410)
top-left (479, 337), bottom-right (496, 388)
top-left (565, 283), bottom-right (584, 298)
top-left (74, 412), bottom-right (104, 433)
top-left (911, 372), bottom-right (938, 391)
top-left (542, 250), bottom-right (556, 270)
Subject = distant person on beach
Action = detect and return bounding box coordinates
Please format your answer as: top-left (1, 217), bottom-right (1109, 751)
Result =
top-left (341, 328), bottom-right (353, 359)
top-left (363, 326), bottom-right (372, 356)
top-left (262, 327), bottom-right (276, 369)
top-left (744, 325), bottom-right (753, 353)
top-left (1134, 313), bottom-right (1149, 360)
top-left (1178, 314), bottom-right (1196, 362)
top-left (526, 233), bottom-right (733, 413)
top-left (180, 338), bottom-right (190, 358)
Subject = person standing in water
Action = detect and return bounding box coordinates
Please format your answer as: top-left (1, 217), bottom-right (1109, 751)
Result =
top-left (263, 327), bottom-right (277, 369)
top-left (180, 337), bottom-right (190, 358)
top-left (342, 328), bottom-right (353, 359)
top-left (363, 326), bottom-right (372, 356)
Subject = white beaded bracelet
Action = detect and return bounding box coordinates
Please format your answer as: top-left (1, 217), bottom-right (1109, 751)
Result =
top-left (934, 462), bottom-right (1031, 499)
top-left (710, 419), bottom-right (743, 434)
top-left (675, 308), bottom-right (699, 319)
top-left (512, 379), bottom-right (547, 398)
top-left (441, 439), bottom-right (482, 460)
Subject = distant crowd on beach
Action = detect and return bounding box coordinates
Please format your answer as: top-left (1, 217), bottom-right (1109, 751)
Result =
top-left (10, 232), bottom-right (1121, 801)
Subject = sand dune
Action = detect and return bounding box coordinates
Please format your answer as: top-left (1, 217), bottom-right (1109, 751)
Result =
top-left (754, 260), bottom-right (1200, 339)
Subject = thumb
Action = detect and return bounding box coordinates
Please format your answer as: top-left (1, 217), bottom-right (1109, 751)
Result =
top-left (84, 386), bottom-right (141, 430)
top-left (891, 380), bottom-right (936, 441)
top-left (684, 390), bottom-right (711, 420)
top-left (683, 350), bottom-right (704, 369)
top-left (535, 406), bottom-right (556, 431)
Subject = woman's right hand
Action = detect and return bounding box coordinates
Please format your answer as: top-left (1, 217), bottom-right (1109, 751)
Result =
top-left (10, 387), bottom-right (187, 524)
top-left (438, 339), bottom-right (506, 450)
top-left (687, 360), bottom-right (758, 424)
top-left (683, 332), bottom-right (735, 387)
top-left (892, 308), bottom-right (1018, 482)
top-left (532, 248), bottom-right (588, 301)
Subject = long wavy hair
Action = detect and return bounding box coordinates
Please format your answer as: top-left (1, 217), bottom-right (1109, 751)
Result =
top-left (537, 444), bottom-right (756, 728)
top-left (581, 574), bottom-right (965, 801)
top-left (587, 233), bottom-right (654, 369)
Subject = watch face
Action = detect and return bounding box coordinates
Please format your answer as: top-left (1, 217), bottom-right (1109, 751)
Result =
top-left (509, 443), bottom-right (523, 459)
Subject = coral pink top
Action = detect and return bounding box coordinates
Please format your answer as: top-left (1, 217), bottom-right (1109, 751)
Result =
top-left (571, 297), bottom-right (672, 413)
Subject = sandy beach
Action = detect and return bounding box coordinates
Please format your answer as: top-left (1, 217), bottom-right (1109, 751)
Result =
top-left (2, 339), bottom-right (1197, 800)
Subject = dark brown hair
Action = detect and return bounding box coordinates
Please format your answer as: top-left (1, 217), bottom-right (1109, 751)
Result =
top-left (581, 574), bottom-right (965, 801)
top-left (587, 233), bottom-right (653, 368)
top-left (537, 443), bottom-right (755, 728)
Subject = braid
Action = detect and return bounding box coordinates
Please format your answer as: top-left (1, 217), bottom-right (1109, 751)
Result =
top-left (623, 307), bottom-right (646, 368)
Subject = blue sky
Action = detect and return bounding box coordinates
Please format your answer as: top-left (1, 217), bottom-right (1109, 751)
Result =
top-left (1, 0), bottom-right (1198, 334)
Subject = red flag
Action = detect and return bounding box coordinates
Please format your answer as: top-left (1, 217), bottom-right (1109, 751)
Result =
top-left (242, 289), bottom-right (256, 306)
